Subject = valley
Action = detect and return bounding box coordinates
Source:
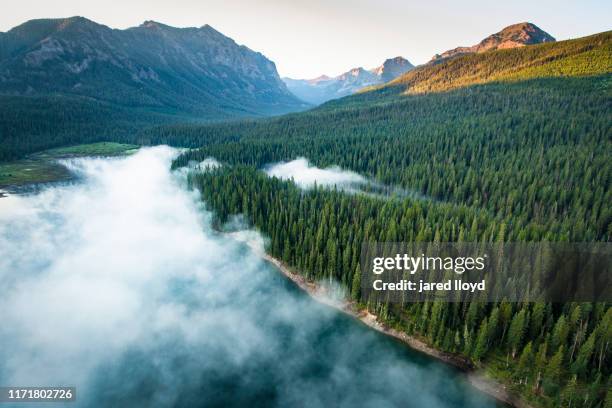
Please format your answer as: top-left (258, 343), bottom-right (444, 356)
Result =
top-left (171, 31), bottom-right (611, 407)
top-left (0, 12), bottom-right (610, 408)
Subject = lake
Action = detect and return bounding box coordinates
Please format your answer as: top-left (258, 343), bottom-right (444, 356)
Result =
top-left (0, 147), bottom-right (504, 408)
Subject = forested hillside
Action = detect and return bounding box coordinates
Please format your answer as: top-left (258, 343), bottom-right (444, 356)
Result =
top-left (188, 166), bottom-right (611, 407)
top-left (165, 31), bottom-right (612, 408)
top-left (168, 76), bottom-right (611, 240)
top-left (378, 30), bottom-right (611, 95)
top-left (0, 95), bottom-right (188, 160)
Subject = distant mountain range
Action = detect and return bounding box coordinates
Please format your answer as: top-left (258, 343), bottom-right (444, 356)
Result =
top-left (0, 17), bottom-right (306, 118)
top-left (283, 57), bottom-right (414, 105)
top-left (284, 22), bottom-right (556, 105)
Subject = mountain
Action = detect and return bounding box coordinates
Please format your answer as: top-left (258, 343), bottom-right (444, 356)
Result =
top-left (283, 56), bottom-right (413, 105)
top-left (284, 23), bottom-right (554, 106)
top-left (0, 17), bottom-right (306, 118)
top-left (371, 56), bottom-right (416, 82)
top-left (362, 28), bottom-right (609, 97)
top-left (430, 22), bottom-right (555, 63)
top-left (284, 22), bottom-right (555, 106)
top-left (161, 30), bottom-right (611, 152)
top-left (283, 68), bottom-right (378, 105)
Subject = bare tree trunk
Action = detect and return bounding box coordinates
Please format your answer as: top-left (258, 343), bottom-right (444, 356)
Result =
top-left (569, 320), bottom-right (585, 363)
top-left (533, 371), bottom-right (541, 393)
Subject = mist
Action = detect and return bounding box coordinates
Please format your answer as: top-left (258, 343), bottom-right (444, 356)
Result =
top-left (196, 157), bottom-right (222, 170)
top-left (264, 157), bottom-right (428, 201)
top-left (0, 147), bottom-right (498, 408)
top-left (264, 157), bottom-right (366, 189)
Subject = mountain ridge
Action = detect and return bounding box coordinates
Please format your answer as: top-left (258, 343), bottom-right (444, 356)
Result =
top-left (0, 16), bottom-right (307, 117)
top-left (283, 22), bottom-right (556, 105)
top-left (283, 56), bottom-right (414, 104)
top-left (386, 30), bottom-right (610, 95)
top-left (340, 24), bottom-right (612, 103)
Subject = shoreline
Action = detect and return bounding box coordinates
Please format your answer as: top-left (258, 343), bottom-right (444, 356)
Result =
top-left (256, 249), bottom-right (535, 408)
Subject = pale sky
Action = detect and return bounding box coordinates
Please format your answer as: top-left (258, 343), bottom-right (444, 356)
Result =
top-left (1, 0), bottom-right (610, 79)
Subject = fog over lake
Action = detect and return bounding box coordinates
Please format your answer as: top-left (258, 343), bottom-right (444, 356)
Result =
top-left (0, 147), bottom-right (502, 407)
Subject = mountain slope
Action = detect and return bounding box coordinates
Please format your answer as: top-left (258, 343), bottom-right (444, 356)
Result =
top-left (0, 17), bottom-right (306, 117)
top-left (283, 56), bottom-right (413, 104)
top-left (352, 30), bottom-right (611, 99)
top-left (430, 22), bottom-right (555, 63)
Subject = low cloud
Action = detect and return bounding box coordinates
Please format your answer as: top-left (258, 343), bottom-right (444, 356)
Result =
top-left (264, 157), bottom-right (366, 189)
top-left (196, 157), bottom-right (222, 170)
top-left (263, 157), bottom-right (427, 201)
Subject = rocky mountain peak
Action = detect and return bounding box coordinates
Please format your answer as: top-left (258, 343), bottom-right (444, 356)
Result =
top-left (308, 75), bottom-right (332, 85)
top-left (0, 17), bottom-right (306, 116)
top-left (371, 56), bottom-right (414, 82)
top-left (431, 22), bottom-right (555, 62)
top-left (141, 20), bottom-right (163, 28)
top-left (495, 22), bottom-right (555, 44)
top-left (283, 56), bottom-right (414, 105)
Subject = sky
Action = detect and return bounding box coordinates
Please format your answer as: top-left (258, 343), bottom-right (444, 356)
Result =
top-left (1, 0), bottom-right (610, 78)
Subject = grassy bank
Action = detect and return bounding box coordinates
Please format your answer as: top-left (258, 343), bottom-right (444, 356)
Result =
top-left (0, 142), bottom-right (138, 189)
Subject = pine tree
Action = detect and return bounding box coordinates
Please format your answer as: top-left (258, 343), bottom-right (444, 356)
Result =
top-left (544, 345), bottom-right (565, 393)
top-left (572, 331), bottom-right (596, 378)
top-left (508, 309), bottom-right (527, 359)
top-left (533, 341), bottom-right (548, 393)
top-left (552, 314), bottom-right (569, 351)
top-left (561, 375), bottom-right (578, 408)
top-left (351, 265), bottom-right (361, 302)
top-left (473, 318), bottom-right (489, 361)
top-left (516, 341), bottom-right (533, 385)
